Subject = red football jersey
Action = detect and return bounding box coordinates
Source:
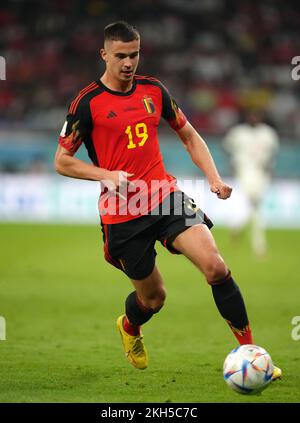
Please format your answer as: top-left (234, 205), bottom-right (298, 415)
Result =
top-left (59, 75), bottom-right (187, 224)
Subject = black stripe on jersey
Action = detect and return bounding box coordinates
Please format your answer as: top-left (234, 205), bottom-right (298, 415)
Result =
top-left (70, 84), bottom-right (105, 166)
top-left (135, 76), bottom-right (162, 89)
top-left (96, 79), bottom-right (137, 96)
top-left (69, 82), bottom-right (98, 114)
top-left (135, 76), bottom-right (176, 123)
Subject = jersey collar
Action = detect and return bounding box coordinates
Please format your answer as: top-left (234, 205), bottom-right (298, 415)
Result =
top-left (96, 78), bottom-right (137, 96)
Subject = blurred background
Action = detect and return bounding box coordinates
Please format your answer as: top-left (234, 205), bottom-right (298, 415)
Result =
top-left (1, 0), bottom-right (300, 404)
top-left (0, 0), bottom-right (300, 227)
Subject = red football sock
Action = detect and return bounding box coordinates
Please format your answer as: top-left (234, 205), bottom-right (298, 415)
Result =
top-left (226, 320), bottom-right (253, 345)
top-left (123, 316), bottom-right (141, 336)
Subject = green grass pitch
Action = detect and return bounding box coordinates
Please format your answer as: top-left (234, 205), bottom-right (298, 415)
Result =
top-left (0, 223), bottom-right (299, 403)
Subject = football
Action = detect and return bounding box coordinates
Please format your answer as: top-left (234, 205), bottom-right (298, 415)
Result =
top-left (223, 344), bottom-right (274, 394)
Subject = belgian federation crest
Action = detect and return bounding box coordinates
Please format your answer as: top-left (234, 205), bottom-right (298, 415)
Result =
top-left (142, 96), bottom-right (155, 114)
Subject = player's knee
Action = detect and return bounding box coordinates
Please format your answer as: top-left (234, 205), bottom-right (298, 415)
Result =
top-left (142, 287), bottom-right (166, 312)
top-left (153, 287), bottom-right (167, 312)
top-left (204, 255), bottom-right (228, 284)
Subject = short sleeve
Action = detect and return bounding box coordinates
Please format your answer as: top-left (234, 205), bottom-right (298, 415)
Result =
top-left (58, 98), bottom-right (92, 154)
top-left (160, 83), bottom-right (187, 131)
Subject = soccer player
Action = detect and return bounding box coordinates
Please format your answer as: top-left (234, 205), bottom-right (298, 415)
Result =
top-left (223, 112), bottom-right (279, 257)
top-left (55, 21), bottom-right (281, 380)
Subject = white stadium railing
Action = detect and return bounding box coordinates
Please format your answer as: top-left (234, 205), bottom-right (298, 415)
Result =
top-left (0, 174), bottom-right (300, 228)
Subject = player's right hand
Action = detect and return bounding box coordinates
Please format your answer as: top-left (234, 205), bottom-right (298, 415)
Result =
top-left (102, 170), bottom-right (135, 200)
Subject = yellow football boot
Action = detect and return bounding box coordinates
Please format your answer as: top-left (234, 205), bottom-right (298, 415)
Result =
top-left (272, 365), bottom-right (282, 381)
top-left (116, 315), bottom-right (148, 370)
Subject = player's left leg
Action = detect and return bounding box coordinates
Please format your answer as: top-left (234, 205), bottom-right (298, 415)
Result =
top-left (172, 224), bottom-right (253, 346)
top-left (172, 224), bottom-right (282, 380)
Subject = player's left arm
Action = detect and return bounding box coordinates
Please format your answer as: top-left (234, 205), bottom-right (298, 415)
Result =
top-left (177, 121), bottom-right (232, 199)
top-left (159, 81), bottom-right (231, 199)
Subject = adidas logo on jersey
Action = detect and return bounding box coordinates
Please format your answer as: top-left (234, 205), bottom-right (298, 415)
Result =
top-left (107, 111), bottom-right (117, 118)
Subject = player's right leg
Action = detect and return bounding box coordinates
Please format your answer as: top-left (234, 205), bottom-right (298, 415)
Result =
top-left (101, 217), bottom-right (165, 370)
top-left (117, 265), bottom-right (166, 370)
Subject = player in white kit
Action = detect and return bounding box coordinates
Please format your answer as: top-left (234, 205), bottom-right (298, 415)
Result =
top-left (223, 112), bottom-right (279, 256)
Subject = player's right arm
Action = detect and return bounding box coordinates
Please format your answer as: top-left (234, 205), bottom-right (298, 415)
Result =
top-left (55, 95), bottom-right (133, 189)
top-left (55, 145), bottom-right (133, 193)
top-left (55, 142), bottom-right (133, 189)
top-left (55, 144), bottom-right (107, 181)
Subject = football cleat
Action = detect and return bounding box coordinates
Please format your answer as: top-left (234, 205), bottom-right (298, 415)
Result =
top-left (272, 365), bottom-right (282, 381)
top-left (116, 315), bottom-right (148, 370)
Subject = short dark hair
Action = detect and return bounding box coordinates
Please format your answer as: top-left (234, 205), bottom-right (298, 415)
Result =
top-left (104, 21), bottom-right (140, 43)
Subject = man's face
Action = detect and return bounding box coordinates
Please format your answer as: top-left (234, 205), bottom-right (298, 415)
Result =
top-left (246, 112), bottom-right (261, 126)
top-left (101, 39), bottom-right (140, 83)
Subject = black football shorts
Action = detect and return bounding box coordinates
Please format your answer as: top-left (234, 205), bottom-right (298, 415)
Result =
top-left (101, 190), bottom-right (213, 280)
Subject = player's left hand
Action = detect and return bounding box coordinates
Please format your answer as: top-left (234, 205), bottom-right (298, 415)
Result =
top-left (210, 180), bottom-right (232, 200)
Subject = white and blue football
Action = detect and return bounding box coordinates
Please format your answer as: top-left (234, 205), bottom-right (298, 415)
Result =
top-left (223, 344), bottom-right (274, 394)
